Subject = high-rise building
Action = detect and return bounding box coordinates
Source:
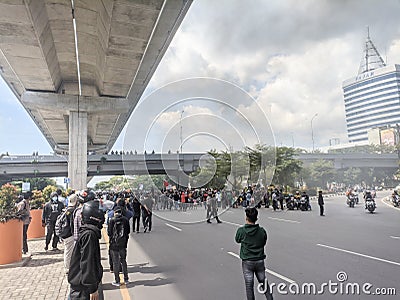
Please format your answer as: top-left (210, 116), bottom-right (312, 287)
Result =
top-left (342, 29), bottom-right (400, 143)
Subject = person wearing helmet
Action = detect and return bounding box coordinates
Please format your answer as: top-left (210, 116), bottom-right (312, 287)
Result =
top-left (68, 200), bottom-right (104, 300)
top-left (42, 191), bottom-right (65, 251)
top-left (73, 190), bottom-right (96, 243)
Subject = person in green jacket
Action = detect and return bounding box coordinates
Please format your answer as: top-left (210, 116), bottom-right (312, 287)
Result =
top-left (235, 207), bottom-right (273, 300)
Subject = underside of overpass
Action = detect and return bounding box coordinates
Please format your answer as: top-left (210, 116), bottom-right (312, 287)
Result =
top-left (0, 0), bottom-right (192, 189)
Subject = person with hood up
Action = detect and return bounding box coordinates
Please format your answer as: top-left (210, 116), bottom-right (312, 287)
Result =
top-left (235, 207), bottom-right (273, 300)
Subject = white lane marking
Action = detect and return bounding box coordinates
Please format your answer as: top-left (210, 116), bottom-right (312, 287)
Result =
top-left (265, 268), bottom-right (296, 284)
top-left (317, 244), bottom-right (400, 267)
top-left (165, 223), bottom-right (182, 232)
top-left (227, 252), bottom-right (296, 284)
top-left (381, 197), bottom-right (400, 211)
top-left (268, 217), bottom-right (300, 224)
top-left (390, 236), bottom-right (400, 239)
top-left (221, 220), bottom-right (242, 227)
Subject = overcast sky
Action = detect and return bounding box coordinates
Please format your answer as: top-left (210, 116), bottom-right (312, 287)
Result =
top-left (1, 0), bottom-right (400, 156)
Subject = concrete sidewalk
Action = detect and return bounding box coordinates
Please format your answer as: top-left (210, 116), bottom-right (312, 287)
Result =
top-left (0, 238), bottom-right (69, 300)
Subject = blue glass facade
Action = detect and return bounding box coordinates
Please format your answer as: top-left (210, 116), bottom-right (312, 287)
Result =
top-left (342, 65), bottom-right (400, 143)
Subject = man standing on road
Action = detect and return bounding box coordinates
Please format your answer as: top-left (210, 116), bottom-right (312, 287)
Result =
top-left (235, 207), bottom-right (273, 300)
top-left (318, 190), bottom-right (325, 216)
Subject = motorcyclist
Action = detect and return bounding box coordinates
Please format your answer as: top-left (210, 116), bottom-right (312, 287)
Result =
top-left (364, 191), bottom-right (375, 209)
top-left (302, 191), bottom-right (311, 210)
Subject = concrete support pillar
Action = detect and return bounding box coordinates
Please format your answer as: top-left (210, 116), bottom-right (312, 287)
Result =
top-left (69, 111), bottom-right (87, 190)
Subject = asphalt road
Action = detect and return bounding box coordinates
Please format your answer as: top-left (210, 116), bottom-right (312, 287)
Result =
top-left (102, 191), bottom-right (400, 300)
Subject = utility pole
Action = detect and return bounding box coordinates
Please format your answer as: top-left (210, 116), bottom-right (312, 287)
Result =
top-left (311, 113), bottom-right (318, 152)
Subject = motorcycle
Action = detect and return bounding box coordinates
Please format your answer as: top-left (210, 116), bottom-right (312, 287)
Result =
top-left (298, 196), bottom-right (309, 211)
top-left (392, 195), bottom-right (400, 207)
top-left (286, 195), bottom-right (296, 210)
top-left (346, 195), bottom-right (355, 208)
top-left (365, 198), bottom-right (376, 213)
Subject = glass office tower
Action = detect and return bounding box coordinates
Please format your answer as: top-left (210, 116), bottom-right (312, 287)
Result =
top-left (343, 31), bottom-right (400, 143)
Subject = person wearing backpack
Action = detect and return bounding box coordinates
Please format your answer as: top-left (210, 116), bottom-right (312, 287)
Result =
top-left (56, 193), bottom-right (78, 274)
top-left (42, 191), bottom-right (64, 251)
top-left (107, 206), bottom-right (130, 286)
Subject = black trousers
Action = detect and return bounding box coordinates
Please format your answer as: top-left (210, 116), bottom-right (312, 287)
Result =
top-left (132, 215), bottom-right (140, 232)
top-left (110, 248), bottom-right (128, 283)
top-left (45, 222), bottom-right (59, 248)
top-left (142, 211), bottom-right (152, 231)
top-left (319, 204), bottom-right (324, 216)
top-left (22, 224), bottom-right (29, 253)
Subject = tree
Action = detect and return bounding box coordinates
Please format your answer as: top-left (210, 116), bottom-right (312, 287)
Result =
top-left (308, 159), bottom-right (336, 189)
top-left (23, 178), bottom-right (57, 191)
top-left (273, 147), bottom-right (302, 186)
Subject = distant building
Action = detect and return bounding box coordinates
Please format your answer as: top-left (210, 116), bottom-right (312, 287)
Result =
top-left (342, 29), bottom-right (400, 143)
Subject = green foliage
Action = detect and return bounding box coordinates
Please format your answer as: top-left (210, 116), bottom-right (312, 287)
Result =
top-left (42, 185), bottom-right (57, 201)
top-left (273, 147), bottom-right (302, 186)
top-left (29, 189), bottom-right (46, 209)
top-left (0, 183), bottom-right (19, 223)
top-left (94, 175), bottom-right (165, 191)
top-left (307, 159), bottom-right (336, 188)
top-left (22, 177), bottom-right (57, 191)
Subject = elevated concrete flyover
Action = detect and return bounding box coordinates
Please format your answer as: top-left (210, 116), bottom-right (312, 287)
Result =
top-left (297, 153), bottom-right (399, 169)
top-left (0, 153), bottom-right (204, 181)
top-left (0, 0), bottom-right (192, 189)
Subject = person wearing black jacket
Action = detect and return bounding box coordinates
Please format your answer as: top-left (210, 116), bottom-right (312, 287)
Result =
top-left (108, 207), bottom-right (130, 286)
top-left (68, 200), bottom-right (105, 300)
top-left (42, 191), bottom-right (64, 251)
top-left (318, 190), bottom-right (325, 216)
top-left (130, 195), bottom-right (141, 233)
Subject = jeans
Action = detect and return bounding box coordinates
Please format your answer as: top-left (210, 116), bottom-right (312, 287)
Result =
top-left (242, 260), bottom-right (273, 300)
top-left (22, 224), bottom-right (29, 253)
top-left (110, 248), bottom-right (128, 283)
top-left (45, 222), bottom-right (59, 249)
top-left (142, 211), bottom-right (152, 231)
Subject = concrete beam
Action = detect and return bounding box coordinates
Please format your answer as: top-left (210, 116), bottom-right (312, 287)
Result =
top-left (22, 91), bottom-right (129, 113)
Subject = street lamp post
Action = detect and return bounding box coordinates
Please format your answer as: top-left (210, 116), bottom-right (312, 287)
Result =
top-left (180, 110), bottom-right (184, 153)
top-left (311, 113), bottom-right (318, 152)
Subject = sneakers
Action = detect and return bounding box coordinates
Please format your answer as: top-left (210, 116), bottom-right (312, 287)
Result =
top-left (206, 219), bottom-right (211, 223)
top-left (44, 246), bottom-right (48, 251)
top-left (112, 281), bottom-right (120, 287)
top-left (144, 226), bottom-right (148, 233)
top-left (124, 279), bottom-right (130, 284)
top-left (52, 247), bottom-right (60, 251)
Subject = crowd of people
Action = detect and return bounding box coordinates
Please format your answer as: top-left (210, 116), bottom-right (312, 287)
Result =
top-left (14, 184), bottom-right (320, 300)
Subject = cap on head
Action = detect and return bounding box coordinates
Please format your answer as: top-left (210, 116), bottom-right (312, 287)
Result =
top-left (68, 194), bottom-right (78, 207)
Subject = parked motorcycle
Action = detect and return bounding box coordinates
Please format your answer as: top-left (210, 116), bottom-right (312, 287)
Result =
top-left (298, 196), bottom-right (309, 211)
top-left (286, 195), bottom-right (296, 210)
